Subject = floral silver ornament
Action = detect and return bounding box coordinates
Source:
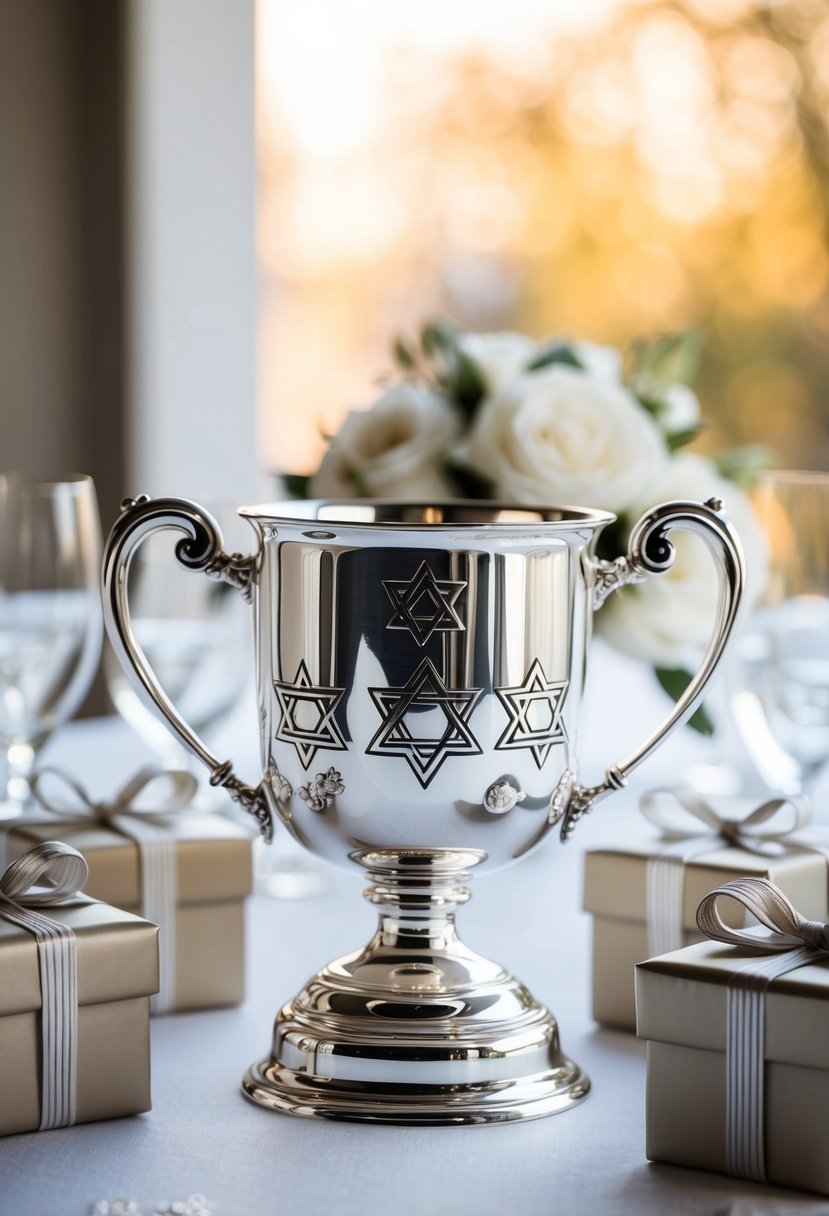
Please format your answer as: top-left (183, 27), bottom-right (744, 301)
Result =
top-left (269, 764), bottom-right (293, 803)
top-left (483, 779), bottom-right (526, 815)
top-left (298, 767), bottom-right (345, 812)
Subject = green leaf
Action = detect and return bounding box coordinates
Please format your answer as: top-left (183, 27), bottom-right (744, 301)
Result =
top-left (452, 349), bottom-right (487, 417)
top-left (207, 579), bottom-right (233, 604)
top-left (344, 464), bottom-right (370, 496)
top-left (421, 319), bottom-right (458, 357)
top-left (281, 473), bottom-right (311, 499)
top-left (419, 319), bottom-right (486, 415)
top-left (712, 444), bottom-right (774, 489)
top-left (445, 460), bottom-right (495, 500)
top-left (631, 384), bottom-right (663, 418)
top-left (654, 667), bottom-right (715, 736)
top-left (393, 337), bottom-right (416, 370)
top-left (594, 515), bottom-right (630, 564)
top-left (636, 331), bottom-right (701, 386)
top-left (666, 425), bottom-right (704, 453)
top-left (526, 342), bottom-right (583, 372)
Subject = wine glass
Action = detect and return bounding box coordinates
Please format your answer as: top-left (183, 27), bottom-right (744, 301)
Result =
top-left (728, 470), bottom-right (829, 797)
top-left (0, 473), bottom-right (103, 816)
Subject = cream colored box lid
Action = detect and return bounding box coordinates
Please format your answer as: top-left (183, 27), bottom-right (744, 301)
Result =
top-left (7, 814), bottom-right (254, 907)
top-left (0, 899), bottom-right (159, 1018)
top-left (635, 939), bottom-right (829, 1069)
top-left (584, 841), bottom-right (827, 932)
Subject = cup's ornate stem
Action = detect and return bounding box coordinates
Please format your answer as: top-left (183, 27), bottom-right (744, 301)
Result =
top-left (242, 844), bottom-right (590, 1123)
top-left (357, 848), bottom-right (477, 919)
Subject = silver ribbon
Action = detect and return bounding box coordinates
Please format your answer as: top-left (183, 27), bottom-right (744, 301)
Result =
top-left (641, 787), bottom-right (812, 958)
top-left (30, 767), bottom-right (198, 1015)
top-left (696, 877), bottom-right (829, 1184)
top-left (0, 841), bottom-right (89, 1130)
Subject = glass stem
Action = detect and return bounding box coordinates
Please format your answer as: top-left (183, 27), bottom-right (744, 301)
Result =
top-left (0, 740), bottom-right (37, 817)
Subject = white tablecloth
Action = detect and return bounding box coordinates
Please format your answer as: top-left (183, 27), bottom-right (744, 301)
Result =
top-left (1, 647), bottom-right (827, 1216)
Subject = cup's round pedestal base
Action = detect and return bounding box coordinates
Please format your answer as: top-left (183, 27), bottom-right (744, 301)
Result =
top-left (243, 1043), bottom-right (589, 1126)
top-left (242, 952), bottom-right (589, 1125)
top-left (242, 849), bottom-right (589, 1125)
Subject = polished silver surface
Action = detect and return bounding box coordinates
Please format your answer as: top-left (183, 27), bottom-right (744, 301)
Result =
top-left (244, 848), bottom-right (589, 1125)
top-left (101, 495), bottom-right (745, 1125)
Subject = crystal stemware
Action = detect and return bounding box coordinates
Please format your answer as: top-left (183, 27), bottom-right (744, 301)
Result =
top-left (0, 473), bottom-right (103, 816)
top-left (729, 470), bottom-right (829, 797)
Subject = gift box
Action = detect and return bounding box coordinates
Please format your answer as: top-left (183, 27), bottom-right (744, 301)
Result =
top-left (636, 880), bottom-right (829, 1196)
top-left (7, 808), bottom-right (254, 1013)
top-left (584, 837), bottom-right (827, 1030)
top-left (0, 844), bottom-right (158, 1137)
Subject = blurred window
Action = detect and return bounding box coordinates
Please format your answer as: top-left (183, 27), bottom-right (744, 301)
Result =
top-left (258, 0), bottom-right (829, 475)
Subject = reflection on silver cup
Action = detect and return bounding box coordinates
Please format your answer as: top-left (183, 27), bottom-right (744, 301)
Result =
top-left (103, 497), bottom-right (744, 1124)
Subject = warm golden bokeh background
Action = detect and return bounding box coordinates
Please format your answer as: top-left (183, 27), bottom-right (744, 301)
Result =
top-left (257, 0), bottom-right (829, 476)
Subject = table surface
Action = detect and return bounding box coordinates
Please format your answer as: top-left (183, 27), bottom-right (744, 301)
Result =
top-left (2, 645), bottom-right (828, 1216)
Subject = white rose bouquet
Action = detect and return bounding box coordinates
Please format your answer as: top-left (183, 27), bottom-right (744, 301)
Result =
top-left (286, 322), bottom-right (768, 732)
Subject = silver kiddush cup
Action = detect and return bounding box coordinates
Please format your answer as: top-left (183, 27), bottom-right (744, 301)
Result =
top-left (103, 496), bottom-right (744, 1125)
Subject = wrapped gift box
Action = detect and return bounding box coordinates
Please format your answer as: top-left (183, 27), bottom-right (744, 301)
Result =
top-left (583, 841), bottom-right (827, 1030)
top-left (6, 814), bottom-right (254, 1012)
top-left (0, 897), bottom-right (158, 1137)
top-left (636, 938), bottom-right (829, 1195)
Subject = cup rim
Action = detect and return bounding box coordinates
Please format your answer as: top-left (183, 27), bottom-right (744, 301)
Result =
top-left (237, 498), bottom-right (616, 529)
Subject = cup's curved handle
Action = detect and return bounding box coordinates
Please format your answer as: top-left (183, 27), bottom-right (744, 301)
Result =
top-left (554, 496), bottom-right (746, 842)
top-left (101, 494), bottom-right (274, 841)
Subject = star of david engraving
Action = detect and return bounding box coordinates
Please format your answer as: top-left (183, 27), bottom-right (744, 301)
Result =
top-left (273, 660), bottom-right (346, 769)
top-left (367, 657), bottom-right (482, 788)
top-left (382, 560), bottom-right (466, 647)
top-left (495, 659), bottom-right (568, 769)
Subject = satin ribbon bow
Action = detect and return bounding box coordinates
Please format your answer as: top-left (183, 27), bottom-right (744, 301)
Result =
top-left (31, 766), bottom-right (199, 826)
top-left (641, 786), bottom-right (812, 858)
top-left (697, 875), bottom-right (829, 955)
top-left (0, 840), bottom-right (89, 1130)
top-left (640, 787), bottom-right (813, 961)
top-left (693, 876), bottom-right (829, 1185)
top-left (30, 766), bottom-right (198, 1016)
top-left (0, 838), bottom-right (89, 907)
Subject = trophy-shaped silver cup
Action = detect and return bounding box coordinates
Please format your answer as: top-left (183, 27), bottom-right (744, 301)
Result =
top-left (103, 496), bottom-right (744, 1125)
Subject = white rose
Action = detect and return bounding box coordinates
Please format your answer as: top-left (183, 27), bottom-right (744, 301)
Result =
top-left (456, 331), bottom-right (538, 394)
top-left (456, 332), bottom-right (622, 394)
top-left (597, 452), bottom-right (768, 668)
top-left (309, 384), bottom-right (460, 500)
top-left (465, 364), bottom-right (668, 514)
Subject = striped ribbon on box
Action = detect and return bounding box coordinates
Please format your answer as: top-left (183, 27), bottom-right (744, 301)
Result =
top-left (0, 841), bottom-right (89, 1129)
top-left (696, 877), bottom-right (829, 1183)
top-left (30, 767), bottom-right (198, 1014)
